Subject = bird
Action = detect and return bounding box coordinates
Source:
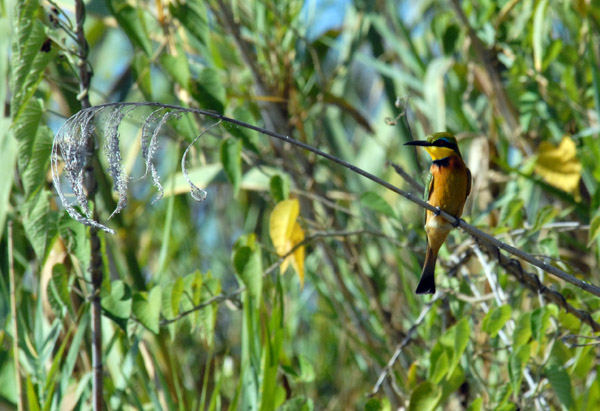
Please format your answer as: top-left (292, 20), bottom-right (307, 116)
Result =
top-left (404, 132), bottom-right (472, 294)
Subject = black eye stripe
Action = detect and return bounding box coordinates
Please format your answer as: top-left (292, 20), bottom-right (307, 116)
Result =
top-left (433, 139), bottom-right (458, 150)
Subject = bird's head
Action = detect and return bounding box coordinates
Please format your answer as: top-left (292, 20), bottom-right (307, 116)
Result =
top-left (404, 132), bottom-right (462, 160)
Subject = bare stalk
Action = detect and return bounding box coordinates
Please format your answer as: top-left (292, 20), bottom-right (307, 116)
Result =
top-left (74, 0), bottom-right (103, 409)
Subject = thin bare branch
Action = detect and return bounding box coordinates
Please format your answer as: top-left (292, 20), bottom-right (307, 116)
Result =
top-left (370, 293), bottom-right (443, 397)
top-left (53, 102), bottom-right (600, 300)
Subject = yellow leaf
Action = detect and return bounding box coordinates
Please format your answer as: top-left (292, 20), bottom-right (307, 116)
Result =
top-left (534, 136), bottom-right (581, 199)
top-left (269, 199), bottom-right (306, 286)
top-left (290, 222), bottom-right (305, 287)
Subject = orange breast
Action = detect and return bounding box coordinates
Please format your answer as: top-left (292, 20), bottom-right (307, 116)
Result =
top-left (427, 155), bottom-right (469, 219)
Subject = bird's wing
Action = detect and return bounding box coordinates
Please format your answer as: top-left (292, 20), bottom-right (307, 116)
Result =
top-left (425, 171), bottom-right (434, 201)
top-left (466, 167), bottom-right (472, 199)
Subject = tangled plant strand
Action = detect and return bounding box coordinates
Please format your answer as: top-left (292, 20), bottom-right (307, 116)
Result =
top-left (52, 102), bottom-right (215, 234)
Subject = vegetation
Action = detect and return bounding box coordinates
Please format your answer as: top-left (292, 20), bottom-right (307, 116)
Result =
top-left (2, 0), bottom-right (600, 409)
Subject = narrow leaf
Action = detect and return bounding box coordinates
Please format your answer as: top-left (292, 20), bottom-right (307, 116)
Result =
top-left (221, 138), bottom-right (242, 195)
top-left (360, 191), bottom-right (396, 218)
top-left (533, 0), bottom-right (549, 72)
top-left (545, 363), bottom-right (573, 408)
top-left (482, 304), bottom-right (512, 338)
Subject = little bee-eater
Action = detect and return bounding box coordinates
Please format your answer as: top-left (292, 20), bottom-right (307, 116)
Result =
top-left (405, 132), bottom-right (471, 294)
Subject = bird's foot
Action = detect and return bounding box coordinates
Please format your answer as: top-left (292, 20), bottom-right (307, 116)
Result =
top-left (452, 218), bottom-right (461, 228)
top-left (433, 207), bottom-right (442, 216)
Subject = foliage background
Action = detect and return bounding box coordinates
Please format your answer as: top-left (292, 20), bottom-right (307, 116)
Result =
top-left (2, 0), bottom-right (600, 409)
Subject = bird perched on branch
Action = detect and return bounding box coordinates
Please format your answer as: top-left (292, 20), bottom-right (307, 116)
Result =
top-left (405, 132), bottom-right (471, 294)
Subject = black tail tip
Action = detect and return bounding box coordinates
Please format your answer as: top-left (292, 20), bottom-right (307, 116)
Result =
top-left (415, 279), bottom-right (436, 295)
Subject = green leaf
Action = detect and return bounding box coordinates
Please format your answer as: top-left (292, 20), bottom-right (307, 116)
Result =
top-left (0, 130), bottom-right (17, 243)
top-left (224, 107), bottom-right (260, 153)
top-left (220, 138), bottom-right (242, 195)
top-left (26, 375), bottom-right (41, 411)
top-left (482, 304), bottom-right (512, 338)
top-left (364, 398), bottom-right (383, 411)
top-left (281, 396), bottom-right (313, 411)
top-left (442, 25), bottom-right (460, 55)
top-left (20, 124), bottom-right (53, 198)
top-left (233, 245), bottom-right (263, 307)
top-left (22, 190), bottom-right (57, 261)
top-left (468, 397), bottom-right (483, 411)
top-left (159, 48), bottom-right (191, 90)
top-left (180, 271), bottom-right (203, 327)
top-left (450, 318), bottom-right (470, 375)
top-left (269, 175), bottom-right (290, 202)
top-left (13, 98), bottom-right (42, 169)
top-left (132, 286), bottom-right (162, 334)
top-left (101, 280), bottom-right (132, 320)
top-left (108, 1), bottom-right (152, 55)
top-left (499, 198), bottom-right (524, 228)
top-left (169, 0), bottom-right (209, 45)
top-left (437, 318), bottom-right (470, 378)
top-left (190, 67), bottom-right (226, 113)
top-left (163, 277), bottom-right (184, 318)
top-left (359, 191), bottom-right (396, 219)
top-left (508, 343), bottom-right (530, 396)
top-left (439, 364), bottom-right (465, 404)
top-left (298, 355), bottom-right (315, 383)
top-left (513, 312), bottom-right (532, 348)
top-left (198, 275), bottom-right (220, 346)
top-left (11, 1), bottom-right (57, 120)
top-left (131, 52), bottom-right (152, 100)
top-left (47, 264), bottom-right (72, 317)
top-left (531, 307), bottom-right (551, 341)
top-left (409, 382), bottom-right (442, 411)
top-left (588, 215), bottom-right (600, 246)
top-left (532, 0), bottom-right (549, 72)
top-left (531, 205), bottom-right (558, 232)
top-left (545, 363), bottom-right (572, 408)
top-left (429, 349), bottom-right (449, 384)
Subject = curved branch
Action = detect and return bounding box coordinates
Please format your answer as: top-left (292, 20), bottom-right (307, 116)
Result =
top-left (53, 102), bottom-right (600, 299)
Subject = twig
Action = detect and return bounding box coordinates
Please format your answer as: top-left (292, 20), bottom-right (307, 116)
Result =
top-left (8, 222), bottom-right (23, 411)
top-left (562, 334), bottom-right (600, 348)
top-left (476, 238), bottom-right (600, 332)
top-left (161, 229), bottom-right (392, 325)
top-left (388, 162), bottom-right (422, 192)
top-left (369, 293), bottom-right (442, 397)
top-left (54, 102), bottom-right (600, 300)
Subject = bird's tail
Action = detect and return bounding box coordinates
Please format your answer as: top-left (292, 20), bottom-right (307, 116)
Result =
top-left (415, 246), bottom-right (437, 294)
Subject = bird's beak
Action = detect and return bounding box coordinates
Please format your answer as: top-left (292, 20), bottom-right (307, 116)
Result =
top-left (404, 140), bottom-right (433, 147)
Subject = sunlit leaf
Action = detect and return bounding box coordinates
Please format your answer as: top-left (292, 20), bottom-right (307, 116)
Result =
top-left (409, 382), bottom-right (441, 411)
top-left (534, 137), bottom-right (582, 199)
top-left (101, 280), bottom-right (132, 320)
top-left (482, 305), bottom-right (512, 338)
top-left (132, 286), bottom-right (162, 334)
top-left (233, 245), bottom-right (262, 306)
top-left (269, 199), bottom-right (306, 286)
top-left (531, 307), bottom-right (551, 341)
top-left (588, 215), bottom-right (600, 246)
top-left (108, 1), bottom-right (152, 55)
top-left (508, 344), bottom-right (530, 396)
top-left (513, 312), bottom-right (532, 347)
top-left (533, 0), bottom-right (549, 72)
